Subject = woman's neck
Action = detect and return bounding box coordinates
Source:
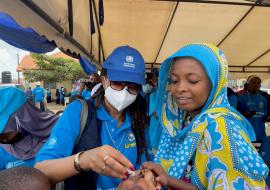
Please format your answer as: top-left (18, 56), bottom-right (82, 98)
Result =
top-left (104, 98), bottom-right (124, 126)
top-left (188, 111), bottom-right (199, 121)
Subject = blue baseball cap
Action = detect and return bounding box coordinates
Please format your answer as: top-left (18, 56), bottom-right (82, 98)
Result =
top-left (102, 45), bottom-right (145, 85)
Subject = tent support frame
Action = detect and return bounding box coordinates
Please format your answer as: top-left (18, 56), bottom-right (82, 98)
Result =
top-left (155, 0), bottom-right (270, 7)
top-left (153, 2), bottom-right (179, 69)
top-left (20, 0), bottom-right (99, 65)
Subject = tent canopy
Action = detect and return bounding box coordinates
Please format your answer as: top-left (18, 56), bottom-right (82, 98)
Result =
top-left (0, 0), bottom-right (270, 79)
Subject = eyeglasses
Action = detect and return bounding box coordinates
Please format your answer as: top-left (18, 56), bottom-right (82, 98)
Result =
top-left (110, 81), bottom-right (141, 95)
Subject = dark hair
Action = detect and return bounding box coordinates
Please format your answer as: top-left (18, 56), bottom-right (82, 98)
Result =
top-left (0, 167), bottom-right (50, 190)
top-left (92, 69), bottom-right (150, 165)
top-left (69, 95), bottom-right (84, 103)
top-left (227, 87), bottom-right (235, 97)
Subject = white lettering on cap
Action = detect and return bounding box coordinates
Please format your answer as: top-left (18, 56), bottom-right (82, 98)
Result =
top-left (124, 55), bottom-right (135, 68)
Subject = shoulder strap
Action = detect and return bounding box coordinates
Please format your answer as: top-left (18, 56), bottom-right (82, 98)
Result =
top-left (75, 99), bottom-right (89, 146)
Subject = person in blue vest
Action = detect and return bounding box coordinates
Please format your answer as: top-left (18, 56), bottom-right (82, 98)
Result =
top-left (59, 87), bottom-right (66, 105)
top-left (46, 88), bottom-right (52, 103)
top-left (81, 82), bottom-right (92, 100)
top-left (237, 75), bottom-right (268, 141)
top-left (70, 85), bottom-right (78, 96)
top-left (35, 45), bottom-right (152, 190)
top-left (32, 82), bottom-right (45, 111)
top-left (25, 87), bottom-right (33, 101)
top-left (143, 69), bottom-right (163, 154)
top-left (227, 87), bottom-right (238, 109)
top-left (0, 87), bottom-right (58, 171)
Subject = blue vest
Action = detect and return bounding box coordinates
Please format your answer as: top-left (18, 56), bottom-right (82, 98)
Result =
top-left (65, 100), bottom-right (102, 190)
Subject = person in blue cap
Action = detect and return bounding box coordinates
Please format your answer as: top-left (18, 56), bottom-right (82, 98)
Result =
top-left (0, 87), bottom-right (58, 171)
top-left (35, 45), bottom-right (152, 190)
top-left (32, 82), bottom-right (45, 111)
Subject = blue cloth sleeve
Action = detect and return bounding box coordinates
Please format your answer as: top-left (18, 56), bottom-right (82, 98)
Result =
top-left (145, 126), bottom-right (154, 161)
top-left (35, 101), bottom-right (82, 163)
top-left (0, 147), bottom-right (5, 170)
top-left (259, 137), bottom-right (270, 162)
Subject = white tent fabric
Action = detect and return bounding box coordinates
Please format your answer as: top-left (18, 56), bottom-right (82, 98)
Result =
top-left (0, 0), bottom-right (270, 79)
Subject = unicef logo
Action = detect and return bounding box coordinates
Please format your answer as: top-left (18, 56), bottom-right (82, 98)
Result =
top-left (128, 132), bottom-right (135, 142)
top-left (6, 162), bottom-right (13, 169)
top-left (48, 137), bottom-right (57, 147)
top-left (126, 56), bottom-right (134, 63)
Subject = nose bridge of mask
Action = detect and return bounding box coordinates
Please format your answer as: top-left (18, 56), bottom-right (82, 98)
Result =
top-left (123, 86), bottom-right (128, 91)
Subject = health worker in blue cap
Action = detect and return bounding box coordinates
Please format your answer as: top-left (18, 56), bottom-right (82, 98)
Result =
top-left (35, 45), bottom-right (152, 190)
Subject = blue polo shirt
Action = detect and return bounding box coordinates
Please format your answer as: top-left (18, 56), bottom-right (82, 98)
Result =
top-left (35, 101), bottom-right (152, 189)
top-left (82, 89), bottom-right (91, 100)
top-left (35, 101), bottom-right (81, 162)
top-left (0, 147), bottom-right (35, 170)
top-left (32, 86), bottom-right (45, 103)
top-left (71, 91), bottom-right (78, 96)
top-left (238, 92), bottom-right (268, 141)
top-left (96, 104), bottom-right (151, 190)
top-left (148, 90), bottom-right (163, 152)
top-left (60, 89), bottom-right (65, 99)
top-left (228, 94), bottom-right (238, 109)
top-left (46, 91), bottom-right (51, 97)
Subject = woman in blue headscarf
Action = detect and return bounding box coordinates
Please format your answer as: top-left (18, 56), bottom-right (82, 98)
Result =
top-left (0, 87), bottom-right (58, 170)
top-left (142, 43), bottom-right (268, 189)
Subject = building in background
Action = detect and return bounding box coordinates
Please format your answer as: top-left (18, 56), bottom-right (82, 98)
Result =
top-left (17, 52), bottom-right (78, 99)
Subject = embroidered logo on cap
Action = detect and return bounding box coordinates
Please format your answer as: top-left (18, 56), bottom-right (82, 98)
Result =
top-left (124, 56), bottom-right (135, 68)
top-left (126, 56), bottom-right (134, 62)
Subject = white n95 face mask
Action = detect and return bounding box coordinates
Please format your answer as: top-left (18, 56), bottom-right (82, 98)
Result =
top-left (105, 86), bottom-right (137, 111)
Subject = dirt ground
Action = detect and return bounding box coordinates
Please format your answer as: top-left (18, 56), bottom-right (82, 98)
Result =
top-left (46, 102), bottom-right (65, 113)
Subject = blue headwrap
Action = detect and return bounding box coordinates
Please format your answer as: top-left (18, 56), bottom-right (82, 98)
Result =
top-left (156, 43), bottom-right (255, 140)
top-left (154, 44), bottom-right (268, 189)
top-left (0, 87), bottom-right (27, 133)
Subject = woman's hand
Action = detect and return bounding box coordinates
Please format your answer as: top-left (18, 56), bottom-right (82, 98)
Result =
top-left (118, 170), bottom-right (156, 190)
top-left (142, 162), bottom-right (169, 188)
top-left (79, 145), bottom-right (134, 179)
top-left (143, 162), bottom-right (199, 190)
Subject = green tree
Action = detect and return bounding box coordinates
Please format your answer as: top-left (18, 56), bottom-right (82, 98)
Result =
top-left (23, 53), bottom-right (87, 83)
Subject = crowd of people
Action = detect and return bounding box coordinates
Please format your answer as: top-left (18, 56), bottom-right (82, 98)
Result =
top-left (23, 74), bottom-right (102, 112)
top-left (0, 44), bottom-right (269, 189)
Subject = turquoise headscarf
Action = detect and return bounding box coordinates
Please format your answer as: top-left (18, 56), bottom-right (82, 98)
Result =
top-left (156, 43), bottom-right (255, 140)
top-left (154, 44), bottom-right (268, 189)
top-left (0, 87), bottom-right (27, 133)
